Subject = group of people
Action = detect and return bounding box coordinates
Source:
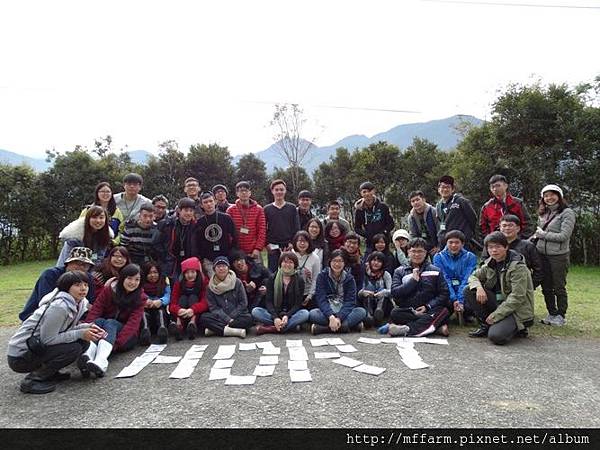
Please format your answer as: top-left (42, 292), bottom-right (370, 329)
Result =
top-left (8, 172), bottom-right (575, 394)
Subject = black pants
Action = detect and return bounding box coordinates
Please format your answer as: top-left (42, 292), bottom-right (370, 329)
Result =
top-left (390, 306), bottom-right (449, 336)
top-left (540, 253), bottom-right (569, 317)
top-left (464, 287), bottom-right (520, 345)
top-left (141, 307), bottom-right (170, 334)
top-left (198, 312), bottom-right (254, 335)
top-left (7, 340), bottom-right (89, 377)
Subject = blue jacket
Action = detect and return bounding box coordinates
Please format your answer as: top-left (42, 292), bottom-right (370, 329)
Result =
top-left (314, 269), bottom-right (357, 321)
top-left (391, 262), bottom-right (449, 311)
top-left (433, 247), bottom-right (477, 304)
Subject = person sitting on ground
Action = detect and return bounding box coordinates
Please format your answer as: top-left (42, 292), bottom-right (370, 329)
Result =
top-left (91, 246), bottom-right (130, 298)
top-left (19, 247), bottom-right (95, 321)
top-left (252, 252), bottom-right (309, 335)
top-left (230, 250), bottom-right (270, 310)
top-left (358, 251), bottom-right (392, 327)
top-left (341, 232), bottom-right (364, 291)
top-left (8, 271), bottom-right (104, 394)
top-left (391, 229), bottom-right (410, 271)
top-left (120, 202), bottom-right (161, 266)
top-left (305, 218), bottom-right (329, 265)
top-left (324, 220), bottom-right (347, 253)
top-left (168, 257), bottom-right (209, 340)
top-left (139, 261), bottom-right (172, 346)
top-left (199, 257), bottom-right (254, 338)
top-left (407, 190), bottom-right (440, 257)
top-left (481, 214), bottom-right (543, 288)
top-left (291, 230), bottom-right (321, 309)
top-left (56, 205), bottom-right (113, 268)
top-left (465, 232), bottom-right (534, 345)
top-left (82, 264), bottom-right (146, 377)
top-left (370, 233), bottom-right (396, 276)
top-left (382, 238), bottom-right (450, 337)
top-left (309, 249), bottom-right (367, 335)
top-left (433, 230), bottom-right (478, 323)
top-left (80, 181), bottom-right (125, 241)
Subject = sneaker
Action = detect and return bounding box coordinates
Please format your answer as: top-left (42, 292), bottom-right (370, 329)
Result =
top-left (187, 322), bottom-right (197, 339)
top-left (351, 322), bottom-right (364, 333)
top-left (168, 322), bottom-right (182, 341)
top-left (540, 314), bottom-right (556, 325)
top-left (77, 355), bottom-right (90, 379)
top-left (517, 328), bottom-right (529, 338)
top-left (468, 325), bottom-right (489, 338)
top-left (377, 324), bottom-right (390, 335)
top-left (436, 324), bottom-right (449, 337)
top-left (363, 314), bottom-right (374, 329)
top-left (388, 324), bottom-right (409, 336)
top-left (204, 328), bottom-right (216, 337)
top-left (157, 326), bottom-right (168, 344)
top-left (49, 371), bottom-right (71, 381)
top-left (20, 378), bottom-right (57, 394)
top-left (139, 328), bottom-right (151, 346)
top-left (550, 315), bottom-right (566, 327)
top-left (373, 307), bottom-right (384, 324)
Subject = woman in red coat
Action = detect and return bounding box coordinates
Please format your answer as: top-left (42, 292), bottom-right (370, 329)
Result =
top-left (80, 264), bottom-right (146, 377)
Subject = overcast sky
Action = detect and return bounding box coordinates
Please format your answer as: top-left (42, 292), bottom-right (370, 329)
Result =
top-left (1, 0), bottom-right (599, 158)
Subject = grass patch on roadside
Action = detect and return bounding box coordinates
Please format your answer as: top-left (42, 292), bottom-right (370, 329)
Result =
top-left (1, 260), bottom-right (599, 337)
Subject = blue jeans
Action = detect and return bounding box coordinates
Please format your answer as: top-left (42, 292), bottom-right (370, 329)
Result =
top-left (309, 307), bottom-right (367, 328)
top-left (94, 318), bottom-right (123, 345)
top-left (251, 307), bottom-right (309, 332)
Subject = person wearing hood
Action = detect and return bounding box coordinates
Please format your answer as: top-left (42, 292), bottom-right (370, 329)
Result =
top-left (199, 257), bottom-right (254, 338)
top-left (227, 181), bottom-right (267, 261)
top-left (465, 232), bottom-right (534, 344)
top-left (391, 229), bottom-right (410, 271)
top-left (433, 230), bottom-right (478, 321)
top-left (435, 175), bottom-right (479, 253)
top-left (83, 264), bottom-right (147, 377)
top-left (533, 184), bottom-right (575, 327)
top-left (353, 182), bottom-right (395, 254)
top-left (407, 190), bottom-right (440, 256)
top-left (8, 271), bottom-right (104, 394)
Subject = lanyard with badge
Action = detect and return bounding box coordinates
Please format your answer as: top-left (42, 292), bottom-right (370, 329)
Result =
top-left (438, 194), bottom-right (456, 232)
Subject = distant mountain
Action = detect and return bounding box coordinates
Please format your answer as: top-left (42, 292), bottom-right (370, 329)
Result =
top-left (249, 115), bottom-right (483, 174)
top-left (0, 148), bottom-right (153, 171)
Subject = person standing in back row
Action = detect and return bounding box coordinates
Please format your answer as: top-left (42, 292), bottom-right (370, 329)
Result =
top-left (435, 175), bottom-right (479, 253)
top-left (297, 190), bottom-right (315, 230)
top-left (353, 182), bottom-right (395, 255)
top-left (113, 173), bottom-right (151, 223)
top-left (264, 179), bottom-right (300, 273)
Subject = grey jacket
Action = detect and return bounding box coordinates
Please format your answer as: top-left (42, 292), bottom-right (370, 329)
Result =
top-left (535, 207), bottom-right (576, 256)
top-left (206, 276), bottom-right (248, 324)
top-left (7, 290), bottom-right (91, 358)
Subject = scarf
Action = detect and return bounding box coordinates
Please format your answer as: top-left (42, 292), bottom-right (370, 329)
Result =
top-left (327, 268), bottom-right (347, 313)
top-left (208, 270), bottom-right (237, 295)
top-left (143, 279), bottom-right (165, 298)
top-left (366, 264), bottom-right (384, 281)
top-left (274, 267), bottom-right (298, 311)
top-left (327, 233), bottom-right (346, 251)
top-left (344, 248), bottom-right (361, 266)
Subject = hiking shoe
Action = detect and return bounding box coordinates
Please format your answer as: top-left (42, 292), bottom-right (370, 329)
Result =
top-left (157, 326), bottom-right (168, 344)
top-left (187, 322), bottom-right (197, 340)
top-left (49, 371), bottom-right (71, 381)
top-left (169, 322), bottom-right (183, 341)
top-left (77, 354), bottom-right (91, 379)
top-left (363, 314), bottom-right (374, 329)
top-left (468, 325), bottom-right (489, 338)
top-left (540, 314), bottom-right (556, 325)
top-left (139, 328), bottom-right (151, 346)
top-left (388, 324), bottom-right (410, 336)
top-left (20, 378), bottom-right (57, 394)
top-left (373, 307), bottom-right (384, 324)
top-left (517, 328), bottom-right (529, 338)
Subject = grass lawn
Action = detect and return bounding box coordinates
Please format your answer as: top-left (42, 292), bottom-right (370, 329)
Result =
top-left (1, 260), bottom-right (599, 337)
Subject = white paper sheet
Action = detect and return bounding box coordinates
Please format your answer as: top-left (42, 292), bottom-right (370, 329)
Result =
top-left (255, 341), bottom-right (275, 349)
top-left (169, 358), bottom-right (200, 379)
top-left (286, 339), bottom-right (303, 347)
top-left (380, 337), bottom-right (405, 344)
top-left (183, 350), bottom-right (205, 360)
top-left (212, 359), bottom-right (235, 369)
top-left (401, 358), bottom-right (430, 370)
top-left (289, 369), bottom-right (312, 382)
top-left (213, 344), bottom-right (237, 360)
top-left (287, 360), bottom-right (308, 371)
top-left (115, 353), bottom-right (158, 378)
top-left (357, 337), bottom-right (381, 344)
top-left (288, 347), bottom-right (309, 361)
top-left (310, 338), bottom-right (329, 347)
top-left (259, 355), bottom-right (279, 365)
top-left (189, 344), bottom-right (209, 351)
top-left (353, 364), bottom-right (386, 376)
top-left (327, 337), bottom-right (345, 346)
top-left (239, 342), bottom-right (257, 351)
top-left (253, 365), bottom-right (276, 377)
top-left (336, 344), bottom-right (358, 353)
top-left (152, 355), bottom-right (182, 364)
top-left (261, 346), bottom-right (281, 355)
top-left (332, 356), bottom-right (363, 368)
top-left (208, 367), bottom-right (231, 380)
top-left (314, 352), bottom-right (340, 359)
top-left (225, 375), bottom-right (256, 385)
top-left (145, 344), bottom-right (167, 353)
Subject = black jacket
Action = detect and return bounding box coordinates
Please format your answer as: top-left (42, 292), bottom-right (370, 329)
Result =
top-left (265, 272), bottom-right (305, 319)
top-left (353, 198), bottom-right (395, 246)
top-left (157, 216), bottom-right (198, 278)
top-left (391, 262), bottom-right (449, 311)
top-left (436, 194), bottom-right (478, 249)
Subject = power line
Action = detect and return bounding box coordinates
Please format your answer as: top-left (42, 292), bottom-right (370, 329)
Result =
top-left (244, 100), bottom-right (422, 114)
top-left (421, 0), bottom-right (600, 9)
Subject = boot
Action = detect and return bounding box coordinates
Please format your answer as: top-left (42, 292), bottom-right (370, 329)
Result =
top-left (187, 321), bottom-right (197, 340)
top-left (77, 341), bottom-right (97, 378)
top-left (139, 327), bottom-right (151, 346)
top-left (340, 324), bottom-right (351, 333)
top-left (468, 323), bottom-right (489, 338)
top-left (157, 326), bottom-right (168, 344)
top-left (350, 322), bottom-right (364, 333)
top-left (310, 324), bottom-right (330, 335)
top-left (86, 339), bottom-right (113, 378)
top-left (256, 325), bottom-right (278, 335)
top-left (169, 322), bottom-right (183, 341)
top-left (20, 365), bottom-right (58, 394)
top-left (223, 325), bottom-right (246, 338)
top-left (373, 297), bottom-right (385, 324)
top-left (388, 324), bottom-right (410, 336)
top-left (363, 314), bottom-right (374, 329)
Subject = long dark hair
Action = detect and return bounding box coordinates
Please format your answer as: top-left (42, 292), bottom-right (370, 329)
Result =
top-left (83, 206), bottom-right (111, 250)
top-left (142, 261), bottom-right (166, 297)
top-left (305, 218), bottom-right (325, 248)
top-left (114, 263), bottom-right (142, 309)
top-left (94, 182), bottom-right (117, 215)
top-left (372, 233), bottom-right (391, 255)
top-left (324, 220), bottom-right (348, 237)
top-left (97, 246), bottom-right (130, 278)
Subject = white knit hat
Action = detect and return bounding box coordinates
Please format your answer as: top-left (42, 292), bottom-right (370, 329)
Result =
top-left (392, 229), bottom-right (411, 241)
top-left (541, 184), bottom-right (563, 198)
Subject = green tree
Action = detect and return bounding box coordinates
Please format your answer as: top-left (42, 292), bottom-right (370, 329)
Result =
top-left (269, 166), bottom-right (313, 203)
top-left (186, 143), bottom-right (236, 197)
top-left (235, 153), bottom-right (268, 205)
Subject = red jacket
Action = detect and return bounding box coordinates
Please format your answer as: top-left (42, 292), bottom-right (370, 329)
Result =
top-left (480, 193), bottom-right (533, 239)
top-left (85, 283), bottom-right (146, 352)
top-left (226, 199), bottom-right (267, 255)
top-left (169, 275), bottom-right (209, 316)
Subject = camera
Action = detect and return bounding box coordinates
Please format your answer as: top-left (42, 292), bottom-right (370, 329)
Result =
top-left (26, 336), bottom-right (47, 356)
